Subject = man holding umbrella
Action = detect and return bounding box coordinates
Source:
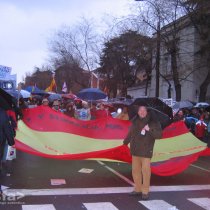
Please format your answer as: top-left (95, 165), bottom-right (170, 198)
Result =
top-left (123, 103), bottom-right (162, 200)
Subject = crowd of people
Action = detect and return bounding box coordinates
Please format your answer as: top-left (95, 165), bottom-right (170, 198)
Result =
top-left (17, 96), bottom-right (210, 147)
top-left (173, 107), bottom-right (210, 146)
top-left (18, 96), bottom-right (130, 121)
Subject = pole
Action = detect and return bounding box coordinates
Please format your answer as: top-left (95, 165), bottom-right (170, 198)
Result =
top-left (135, 0), bottom-right (160, 97)
top-left (156, 20), bottom-right (160, 97)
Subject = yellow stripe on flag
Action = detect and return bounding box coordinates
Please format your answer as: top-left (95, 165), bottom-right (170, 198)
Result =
top-left (16, 121), bottom-right (122, 155)
top-left (152, 133), bottom-right (206, 162)
top-left (16, 120), bottom-right (207, 162)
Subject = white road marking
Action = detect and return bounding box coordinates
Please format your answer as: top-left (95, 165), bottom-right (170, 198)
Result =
top-left (188, 198), bottom-right (210, 210)
top-left (3, 185), bottom-right (210, 196)
top-left (22, 204), bottom-right (56, 210)
top-left (190, 164), bottom-right (210, 173)
top-left (139, 200), bottom-right (179, 210)
top-left (97, 160), bottom-right (134, 186)
top-left (83, 202), bottom-right (118, 210)
top-left (150, 185), bottom-right (210, 192)
top-left (1, 185), bottom-right (9, 190)
top-left (78, 168), bottom-right (94, 173)
top-left (50, 179), bottom-right (66, 186)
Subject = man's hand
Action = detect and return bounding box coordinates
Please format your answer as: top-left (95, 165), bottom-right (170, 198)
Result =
top-left (144, 124), bottom-right (150, 131)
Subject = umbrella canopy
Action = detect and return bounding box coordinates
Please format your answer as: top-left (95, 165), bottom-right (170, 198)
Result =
top-left (128, 105), bottom-right (172, 129)
top-left (128, 97), bottom-right (173, 129)
top-left (77, 88), bottom-right (107, 101)
top-left (48, 93), bottom-right (62, 102)
top-left (131, 97), bottom-right (173, 118)
top-left (25, 86), bottom-right (41, 93)
top-left (0, 88), bottom-right (17, 110)
top-left (31, 89), bottom-right (50, 96)
top-left (194, 102), bottom-right (209, 108)
top-left (173, 100), bottom-right (193, 109)
top-left (6, 90), bottom-right (23, 99)
top-left (61, 93), bottom-right (77, 100)
top-left (107, 97), bottom-right (133, 106)
top-left (20, 89), bottom-right (31, 98)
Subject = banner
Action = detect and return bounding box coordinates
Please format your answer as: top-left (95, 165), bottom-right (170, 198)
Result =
top-left (15, 106), bottom-right (210, 176)
top-left (0, 65), bottom-right (12, 79)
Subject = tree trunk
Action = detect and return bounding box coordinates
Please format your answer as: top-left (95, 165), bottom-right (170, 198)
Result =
top-left (199, 65), bottom-right (210, 101)
top-left (155, 22), bottom-right (161, 97)
top-left (168, 83), bottom-right (172, 98)
top-left (171, 49), bottom-right (181, 101)
top-left (199, 47), bottom-right (210, 101)
top-left (145, 77), bottom-right (149, 96)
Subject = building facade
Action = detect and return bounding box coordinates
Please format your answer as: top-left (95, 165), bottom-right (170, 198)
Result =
top-left (128, 15), bottom-right (210, 103)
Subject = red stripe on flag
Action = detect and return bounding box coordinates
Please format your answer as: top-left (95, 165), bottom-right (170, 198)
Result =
top-left (21, 106), bottom-right (189, 139)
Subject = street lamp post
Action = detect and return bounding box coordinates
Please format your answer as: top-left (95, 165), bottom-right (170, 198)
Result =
top-left (135, 0), bottom-right (160, 97)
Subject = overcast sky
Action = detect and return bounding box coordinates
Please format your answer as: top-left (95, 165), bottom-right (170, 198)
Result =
top-left (0, 0), bottom-right (134, 83)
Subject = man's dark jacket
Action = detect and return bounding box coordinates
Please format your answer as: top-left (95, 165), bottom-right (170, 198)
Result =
top-left (123, 110), bottom-right (162, 158)
top-left (0, 108), bottom-right (15, 159)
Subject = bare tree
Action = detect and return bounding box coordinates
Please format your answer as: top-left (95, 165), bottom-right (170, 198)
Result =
top-left (49, 17), bottom-right (100, 82)
top-left (133, 0), bottom-right (202, 101)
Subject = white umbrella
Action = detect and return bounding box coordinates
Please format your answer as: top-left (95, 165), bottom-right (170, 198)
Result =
top-left (20, 89), bottom-right (31, 98)
top-left (172, 100), bottom-right (193, 109)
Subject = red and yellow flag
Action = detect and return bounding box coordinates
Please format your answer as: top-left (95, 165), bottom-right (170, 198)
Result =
top-left (45, 76), bottom-right (57, 92)
top-left (15, 106), bottom-right (210, 176)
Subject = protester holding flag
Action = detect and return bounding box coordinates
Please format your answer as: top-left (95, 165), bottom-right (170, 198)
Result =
top-left (123, 104), bottom-right (162, 200)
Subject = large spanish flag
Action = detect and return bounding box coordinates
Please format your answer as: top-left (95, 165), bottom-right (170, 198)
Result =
top-left (15, 106), bottom-right (210, 176)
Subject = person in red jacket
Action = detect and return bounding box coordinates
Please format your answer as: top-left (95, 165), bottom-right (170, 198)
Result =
top-left (195, 117), bottom-right (207, 141)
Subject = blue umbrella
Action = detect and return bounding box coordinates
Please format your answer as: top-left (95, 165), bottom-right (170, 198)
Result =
top-left (77, 88), bottom-right (107, 101)
top-left (48, 93), bottom-right (62, 102)
top-left (31, 89), bottom-right (50, 96)
top-left (25, 86), bottom-right (40, 93)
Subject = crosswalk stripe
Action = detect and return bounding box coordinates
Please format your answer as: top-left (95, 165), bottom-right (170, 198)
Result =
top-left (83, 202), bottom-right (118, 210)
top-left (139, 200), bottom-right (179, 210)
top-left (22, 204), bottom-right (56, 210)
top-left (188, 198), bottom-right (210, 210)
top-left (4, 185), bottom-right (210, 196)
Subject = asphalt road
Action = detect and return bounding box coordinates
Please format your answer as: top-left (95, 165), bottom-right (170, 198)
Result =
top-left (0, 150), bottom-right (210, 210)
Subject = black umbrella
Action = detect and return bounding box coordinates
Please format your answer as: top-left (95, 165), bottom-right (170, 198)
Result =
top-left (206, 106), bottom-right (210, 112)
top-left (0, 88), bottom-right (17, 110)
top-left (6, 90), bottom-right (23, 99)
top-left (128, 97), bottom-right (173, 129)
